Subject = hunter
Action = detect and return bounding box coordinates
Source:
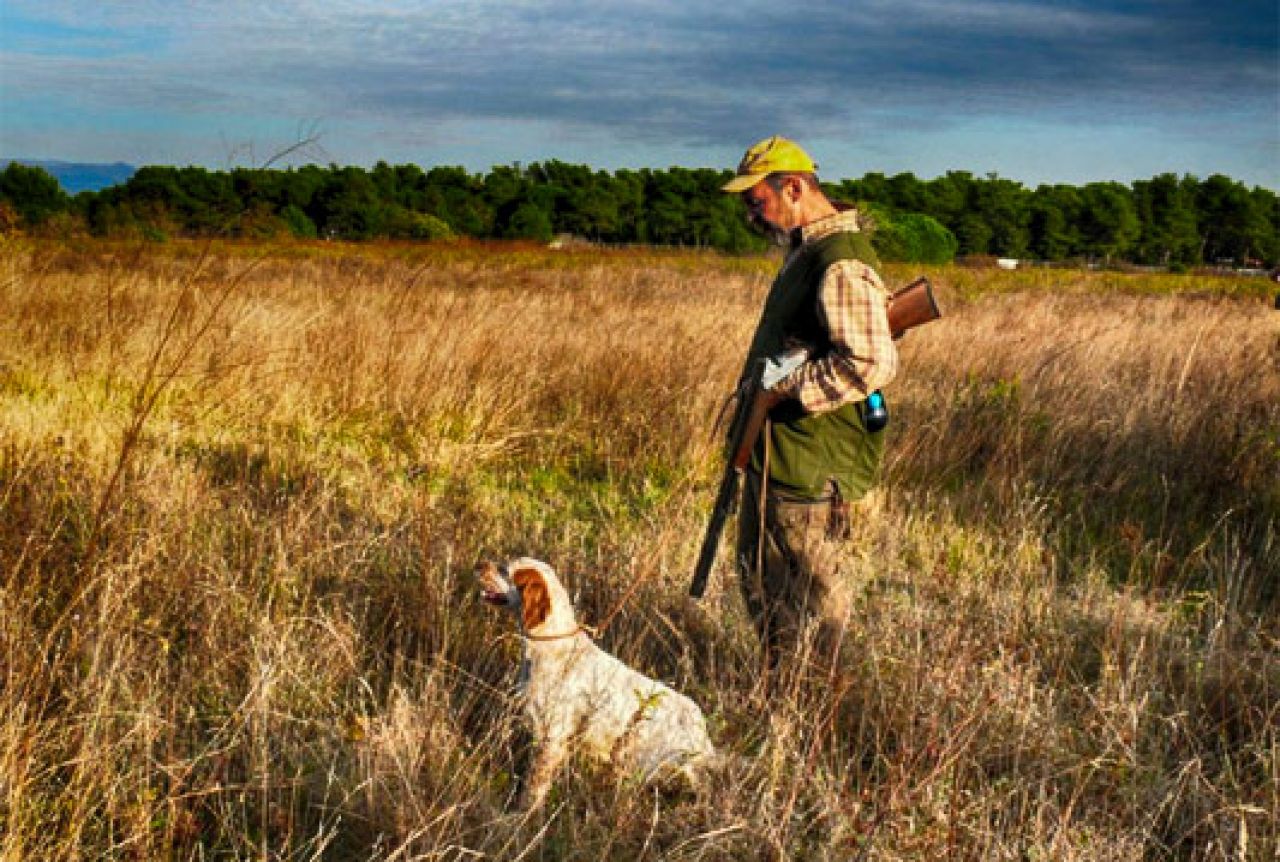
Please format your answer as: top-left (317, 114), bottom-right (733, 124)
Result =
top-left (722, 136), bottom-right (898, 673)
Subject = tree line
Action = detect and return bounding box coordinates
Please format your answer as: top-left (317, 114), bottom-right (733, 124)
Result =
top-left (2, 159), bottom-right (1276, 267)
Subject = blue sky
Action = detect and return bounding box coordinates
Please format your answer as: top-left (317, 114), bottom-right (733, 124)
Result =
top-left (1, 1), bottom-right (1276, 187)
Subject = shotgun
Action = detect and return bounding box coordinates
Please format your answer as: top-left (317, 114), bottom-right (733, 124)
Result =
top-left (689, 276), bottom-right (941, 599)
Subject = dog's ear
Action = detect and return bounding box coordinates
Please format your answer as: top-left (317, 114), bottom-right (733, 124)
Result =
top-left (512, 566), bottom-right (551, 630)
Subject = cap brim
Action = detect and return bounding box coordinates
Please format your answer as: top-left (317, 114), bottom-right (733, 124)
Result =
top-left (721, 173), bottom-right (766, 193)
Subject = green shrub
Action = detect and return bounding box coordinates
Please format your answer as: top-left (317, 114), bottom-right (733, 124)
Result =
top-left (281, 204), bottom-right (317, 239)
top-left (502, 202), bottom-right (553, 242)
top-left (867, 204), bottom-right (958, 264)
top-left (0, 162), bottom-right (68, 227)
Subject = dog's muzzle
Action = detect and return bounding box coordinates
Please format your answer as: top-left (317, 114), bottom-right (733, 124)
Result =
top-left (476, 560), bottom-right (512, 605)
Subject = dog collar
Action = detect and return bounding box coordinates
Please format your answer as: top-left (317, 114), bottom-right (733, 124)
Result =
top-left (524, 623), bottom-right (597, 642)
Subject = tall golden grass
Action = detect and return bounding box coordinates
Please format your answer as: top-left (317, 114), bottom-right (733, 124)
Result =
top-left (1, 237), bottom-right (1276, 860)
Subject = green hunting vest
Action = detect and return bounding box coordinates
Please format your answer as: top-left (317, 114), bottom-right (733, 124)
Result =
top-left (743, 229), bottom-right (885, 501)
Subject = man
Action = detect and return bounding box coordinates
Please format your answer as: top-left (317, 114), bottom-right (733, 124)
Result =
top-left (722, 136), bottom-right (898, 672)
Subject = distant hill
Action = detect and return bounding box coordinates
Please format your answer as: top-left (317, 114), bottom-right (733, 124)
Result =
top-left (4, 159), bottom-right (136, 194)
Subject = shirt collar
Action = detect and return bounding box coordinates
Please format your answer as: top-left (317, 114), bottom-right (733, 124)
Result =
top-left (795, 208), bottom-right (862, 248)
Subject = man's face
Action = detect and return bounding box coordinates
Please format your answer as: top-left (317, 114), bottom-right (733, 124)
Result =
top-left (741, 179), bottom-right (793, 246)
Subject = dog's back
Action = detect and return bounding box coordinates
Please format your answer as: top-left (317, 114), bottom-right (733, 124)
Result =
top-left (523, 633), bottom-right (714, 778)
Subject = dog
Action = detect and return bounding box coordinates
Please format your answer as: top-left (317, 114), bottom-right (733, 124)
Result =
top-left (476, 557), bottom-right (716, 809)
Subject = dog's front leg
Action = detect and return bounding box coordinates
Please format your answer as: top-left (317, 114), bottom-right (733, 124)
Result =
top-left (517, 735), bottom-right (569, 811)
top-left (499, 722), bottom-right (536, 813)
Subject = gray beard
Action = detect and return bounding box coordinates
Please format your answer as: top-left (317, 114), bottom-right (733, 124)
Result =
top-left (750, 213), bottom-right (790, 247)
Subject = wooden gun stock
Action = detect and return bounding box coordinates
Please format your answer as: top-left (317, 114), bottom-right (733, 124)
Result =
top-left (730, 389), bottom-right (774, 471)
top-left (887, 276), bottom-right (941, 338)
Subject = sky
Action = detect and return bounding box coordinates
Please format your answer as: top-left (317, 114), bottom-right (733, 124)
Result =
top-left (1, 1), bottom-right (1277, 188)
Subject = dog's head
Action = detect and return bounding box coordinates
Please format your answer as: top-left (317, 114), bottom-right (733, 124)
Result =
top-left (475, 557), bottom-right (576, 635)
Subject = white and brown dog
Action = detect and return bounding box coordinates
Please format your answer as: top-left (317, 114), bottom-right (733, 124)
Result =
top-left (477, 557), bottom-right (716, 808)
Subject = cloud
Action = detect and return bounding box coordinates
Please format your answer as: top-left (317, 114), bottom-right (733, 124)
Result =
top-left (2, 1), bottom-right (1275, 183)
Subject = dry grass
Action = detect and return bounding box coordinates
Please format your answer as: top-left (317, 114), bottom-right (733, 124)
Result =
top-left (1, 237), bottom-right (1276, 860)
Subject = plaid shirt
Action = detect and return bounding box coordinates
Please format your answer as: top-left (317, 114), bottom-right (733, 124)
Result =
top-left (775, 209), bottom-right (898, 413)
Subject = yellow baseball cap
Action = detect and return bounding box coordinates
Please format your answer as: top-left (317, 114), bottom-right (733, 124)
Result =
top-left (721, 136), bottom-right (818, 193)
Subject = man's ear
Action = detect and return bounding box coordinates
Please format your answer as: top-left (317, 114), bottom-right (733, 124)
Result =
top-left (512, 567), bottom-right (551, 631)
top-left (782, 174), bottom-right (803, 205)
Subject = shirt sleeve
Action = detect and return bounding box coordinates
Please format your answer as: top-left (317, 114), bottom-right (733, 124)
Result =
top-left (779, 258), bottom-right (899, 413)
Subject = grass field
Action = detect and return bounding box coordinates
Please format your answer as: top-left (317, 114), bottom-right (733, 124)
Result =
top-left (1, 237), bottom-right (1276, 860)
